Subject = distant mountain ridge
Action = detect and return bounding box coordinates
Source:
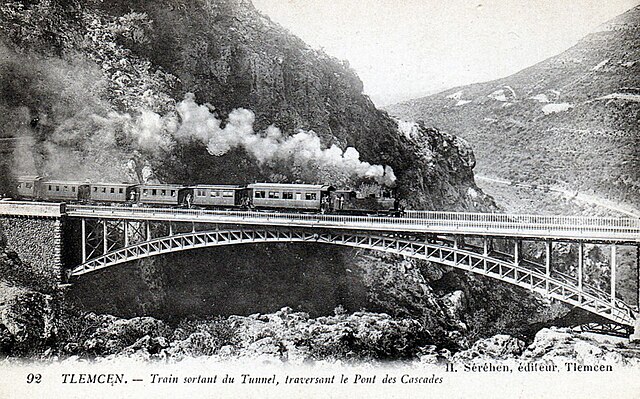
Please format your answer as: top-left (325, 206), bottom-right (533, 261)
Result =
top-left (386, 5), bottom-right (640, 206)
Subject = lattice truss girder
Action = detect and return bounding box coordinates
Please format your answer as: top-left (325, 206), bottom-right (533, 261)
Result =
top-left (72, 222), bottom-right (638, 327)
top-left (577, 322), bottom-right (633, 337)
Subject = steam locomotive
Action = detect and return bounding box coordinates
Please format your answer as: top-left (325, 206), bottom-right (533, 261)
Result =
top-left (13, 176), bottom-right (399, 215)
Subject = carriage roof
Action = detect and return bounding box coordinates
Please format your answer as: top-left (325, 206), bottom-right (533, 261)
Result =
top-left (190, 184), bottom-right (245, 190)
top-left (16, 175), bottom-right (42, 181)
top-left (43, 180), bottom-right (88, 186)
top-left (247, 183), bottom-right (334, 191)
top-left (91, 182), bottom-right (138, 187)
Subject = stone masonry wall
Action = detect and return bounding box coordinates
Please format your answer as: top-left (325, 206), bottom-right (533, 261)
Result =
top-left (0, 216), bottom-right (63, 284)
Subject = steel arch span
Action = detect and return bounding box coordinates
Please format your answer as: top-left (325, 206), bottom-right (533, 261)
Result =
top-left (69, 227), bottom-right (636, 327)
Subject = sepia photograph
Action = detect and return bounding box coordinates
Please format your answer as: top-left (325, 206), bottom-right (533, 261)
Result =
top-left (0, 0), bottom-right (639, 397)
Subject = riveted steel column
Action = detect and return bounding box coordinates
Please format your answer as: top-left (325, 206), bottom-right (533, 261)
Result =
top-left (482, 236), bottom-right (489, 272)
top-left (103, 219), bottom-right (108, 255)
top-left (577, 242), bottom-right (584, 301)
top-left (610, 244), bottom-right (616, 306)
top-left (169, 222), bottom-right (173, 236)
top-left (146, 221), bottom-right (151, 240)
top-left (81, 218), bottom-right (86, 263)
top-left (453, 235), bottom-right (458, 265)
top-left (124, 221), bottom-right (129, 247)
top-left (514, 239), bottom-right (520, 281)
top-left (545, 240), bottom-right (551, 293)
top-left (637, 245), bottom-right (640, 310)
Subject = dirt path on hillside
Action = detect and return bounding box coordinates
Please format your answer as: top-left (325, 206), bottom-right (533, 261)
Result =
top-left (476, 175), bottom-right (640, 217)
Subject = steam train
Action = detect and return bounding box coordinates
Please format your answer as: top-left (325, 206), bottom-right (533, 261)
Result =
top-left (13, 176), bottom-right (399, 215)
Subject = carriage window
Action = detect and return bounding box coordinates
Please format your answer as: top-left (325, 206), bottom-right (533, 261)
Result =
top-left (161, 189), bottom-right (167, 196)
top-left (93, 187), bottom-right (98, 192)
top-left (48, 185), bottom-right (52, 191)
top-left (26, 183), bottom-right (32, 188)
top-left (152, 189), bottom-right (157, 195)
top-left (295, 192), bottom-right (302, 200)
top-left (63, 186), bottom-right (68, 192)
top-left (171, 190), bottom-right (176, 197)
top-left (102, 187), bottom-right (107, 193)
top-left (17, 182), bottom-right (22, 188)
top-left (56, 186), bottom-right (60, 191)
top-left (268, 191), bottom-right (280, 199)
top-left (119, 188), bottom-right (124, 194)
top-left (223, 191), bottom-right (234, 197)
top-left (210, 191), bottom-right (219, 197)
top-left (305, 192), bottom-right (317, 200)
top-left (255, 191), bottom-right (266, 198)
top-left (143, 189), bottom-right (148, 196)
top-left (72, 187), bottom-right (76, 192)
top-left (283, 192), bottom-right (293, 199)
top-left (110, 188), bottom-right (115, 194)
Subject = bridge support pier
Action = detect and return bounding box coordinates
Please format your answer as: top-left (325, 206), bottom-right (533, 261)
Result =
top-left (545, 240), bottom-right (551, 293)
top-left (577, 241), bottom-right (584, 302)
top-left (611, 244), bottom-right (616, 307)
top-left (631, 246), bottom-right (640, 342)
top-left (103, 221), bottom-right (108, 257)
top-left (81, 219), bottom-right (87, 263)
top-left (514, 239), bottom-right (521, 281)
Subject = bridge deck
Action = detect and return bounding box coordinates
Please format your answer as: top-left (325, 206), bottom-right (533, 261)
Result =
top-left (65, 205), bottom-right (640, 243)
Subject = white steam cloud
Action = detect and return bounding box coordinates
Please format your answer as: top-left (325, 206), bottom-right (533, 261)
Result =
top-left (97, 93), bottom-right (396, 185)
top-left (173, 93), bottom-right (396, 186)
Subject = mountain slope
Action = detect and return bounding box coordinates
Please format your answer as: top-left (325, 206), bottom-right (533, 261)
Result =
top-left (386, 5), bottom-right (640, 206)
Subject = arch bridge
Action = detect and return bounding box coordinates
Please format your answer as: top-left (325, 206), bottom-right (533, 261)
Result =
top-left (64, 205), bottom-right (640, 333)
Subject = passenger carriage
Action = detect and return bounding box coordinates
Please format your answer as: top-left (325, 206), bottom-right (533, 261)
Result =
top-left (16, 176), bottom-right (44, 199)
top-left (190, 185), bottom-right (248, 208)
top-left (89, 183), bottom-right (138, 203)
top-left (41, 180), bottom-right (90, 201)
top-left (247, 183), bottom-right (335, 211)
top-left (138, 184), bottom-right (189, 206)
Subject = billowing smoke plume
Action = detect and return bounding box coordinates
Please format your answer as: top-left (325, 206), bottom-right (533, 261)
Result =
top-left (174, 94), bottom-right (396, 186)
top-left (2, 39), bottom-right (395, 188)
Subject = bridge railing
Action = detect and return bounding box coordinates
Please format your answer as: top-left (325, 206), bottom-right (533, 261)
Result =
top-left (405, 210), bottom-right (640, 230)
top-left (66, 205), bottom-right (640, 236)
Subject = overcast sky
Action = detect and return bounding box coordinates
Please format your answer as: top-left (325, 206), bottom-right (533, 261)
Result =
top-left (252, 0), bottom-right (640, 106)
